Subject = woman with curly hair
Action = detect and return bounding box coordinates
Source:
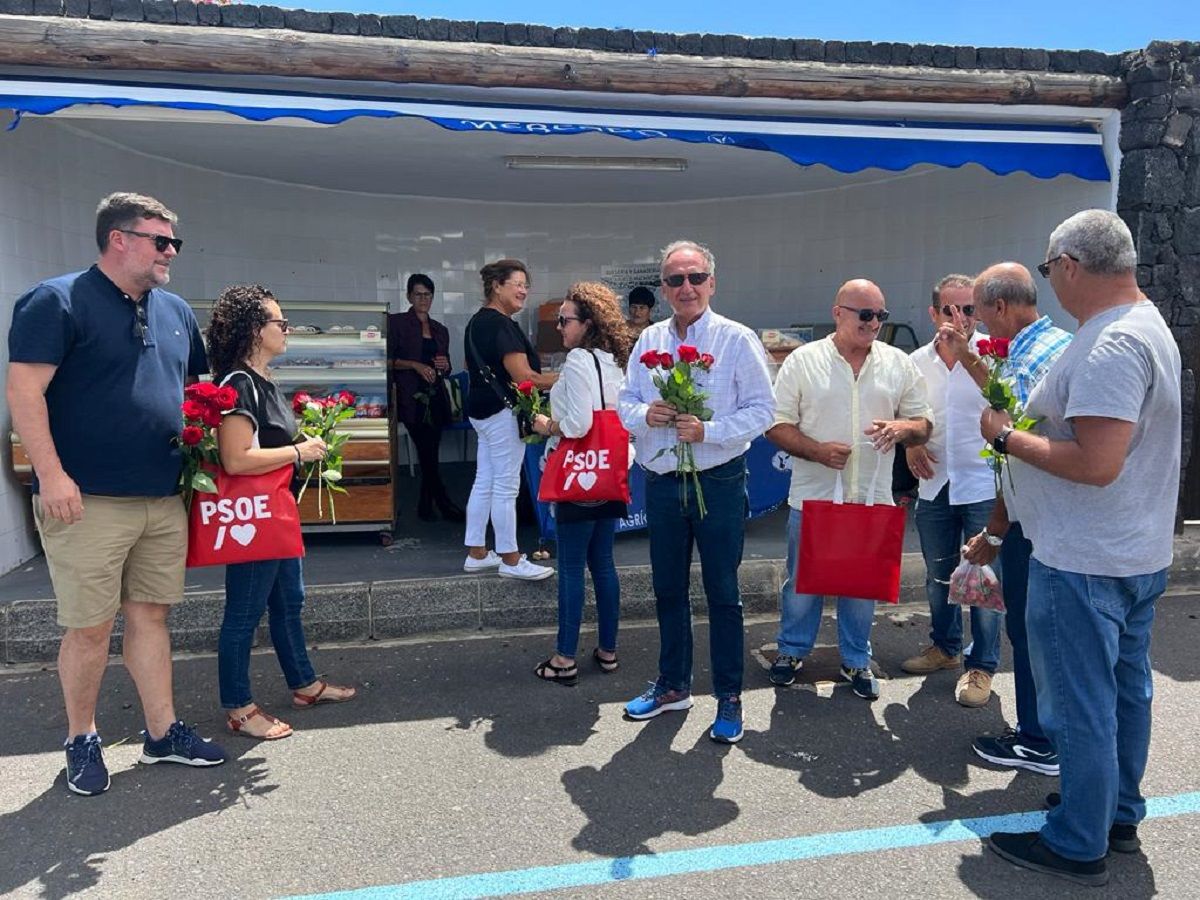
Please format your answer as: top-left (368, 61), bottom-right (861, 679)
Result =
top-left (207, 284), bottom-right (356, 740)
top-left (530, 282), bottom-right (634, 684)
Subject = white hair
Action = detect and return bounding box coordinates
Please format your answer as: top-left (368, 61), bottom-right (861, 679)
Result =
top-left (660, 240), bottom-right (716, 276)
top-left (1047, 209), bottom-right (1137, 276)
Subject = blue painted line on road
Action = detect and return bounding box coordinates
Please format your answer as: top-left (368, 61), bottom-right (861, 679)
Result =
top-left (291, 791), bottom-right (1200, 900)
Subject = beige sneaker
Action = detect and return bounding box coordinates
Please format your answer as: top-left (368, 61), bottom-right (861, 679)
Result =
top-left (956, 669), bottom-right (993, 708)
top-left (900, 645), bottom-right (962, 674)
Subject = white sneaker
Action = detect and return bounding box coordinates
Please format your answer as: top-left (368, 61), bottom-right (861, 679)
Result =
top-left (498, 555), bottom-right (554, 581)
top-left (463, 551), bottom-right (502, 573)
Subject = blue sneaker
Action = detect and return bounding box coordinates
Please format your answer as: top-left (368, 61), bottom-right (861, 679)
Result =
top-left (624, 678), bottom-right (693, 721)
top-left (840, 665), bottom-right (880, 700)
top-left (64, 733), bottom-right (110, 796)
top-left (709, 696), bottom-right (744, 744)
top-left (140, 721), bottom-right (227, 767)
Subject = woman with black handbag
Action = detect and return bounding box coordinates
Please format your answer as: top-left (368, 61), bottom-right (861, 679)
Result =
top-left (462, 259), bottom-right (557, 580)
top-left (530, 282), bottom-right (634, 684)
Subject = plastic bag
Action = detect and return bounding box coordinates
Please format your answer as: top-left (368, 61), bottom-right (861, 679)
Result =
top-left (948, 557), bottom-right (1005, 612)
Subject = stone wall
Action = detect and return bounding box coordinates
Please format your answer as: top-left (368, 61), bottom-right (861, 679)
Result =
top-left (1117, 41), bottom-right (1199, 517)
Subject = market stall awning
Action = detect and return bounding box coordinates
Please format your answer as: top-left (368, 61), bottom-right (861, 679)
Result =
top-left (0, 78), bottom-right (1110, 181)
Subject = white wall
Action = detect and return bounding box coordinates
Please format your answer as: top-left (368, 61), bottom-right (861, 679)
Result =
top-left (0, 116), bottom-right (1111, 574)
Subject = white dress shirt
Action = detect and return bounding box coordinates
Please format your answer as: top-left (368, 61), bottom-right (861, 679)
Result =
top-left (909, 333), bottom-right (996, 505)
top-left (547, 347), bottom-right (625, 445)
top-left (619, 308), bottom-right (775, 475)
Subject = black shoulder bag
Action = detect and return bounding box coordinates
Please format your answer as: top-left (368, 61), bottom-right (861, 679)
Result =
top-left (465, 316), bottom-right (535, 439)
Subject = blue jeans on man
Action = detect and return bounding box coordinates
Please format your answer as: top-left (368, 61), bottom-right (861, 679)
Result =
top-left (1000, 521), bottom-right (1053, 749)
top-left (644, 456), bottom-right (747, 699)
top-left (914, 485), bottom-right (1002, 672)
top-left (1026, 558), bottom-right (1167, 861)
top-left (776, 507), bottom-right (876, 670)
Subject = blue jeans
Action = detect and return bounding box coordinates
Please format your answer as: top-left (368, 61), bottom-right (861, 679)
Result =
top-left (645, 456), bottom-right (747, 699)
top-left (555, 516), bottom-right (620, 659)
top-left (218, 556), bottom-right (317, 709)
top-left (914, 484), bottom-right (1002, 673)
top-left (1027, 558), bottom-right (1167, 861)
top-left (777, 507), bottom-right (876, 669)
top-left (1000, 521), bottom-right (1051, 748)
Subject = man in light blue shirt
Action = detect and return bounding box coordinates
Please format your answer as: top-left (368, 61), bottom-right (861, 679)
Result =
top-left (619, 240), bottom-right (775, 744)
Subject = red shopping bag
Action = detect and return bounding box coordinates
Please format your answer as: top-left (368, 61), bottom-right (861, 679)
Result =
top-left (795, 456), bottom-right (905, 603)
top-left (538, 409), bottom-right (631, 503)
top-left (186, 464), bottom-right (304, 568)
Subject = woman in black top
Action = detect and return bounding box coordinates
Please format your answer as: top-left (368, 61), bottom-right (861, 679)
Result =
top-left (208, 284), bottom-right (356, 741)
top-left (462, 259), bottom-right (557, 581)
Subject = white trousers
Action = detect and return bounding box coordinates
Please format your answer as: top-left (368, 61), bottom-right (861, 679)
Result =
top-left (464, 410), bottom-right (524, 554)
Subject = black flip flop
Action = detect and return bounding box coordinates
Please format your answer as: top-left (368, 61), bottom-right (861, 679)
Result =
top-left (534, 658), bottom-right (578, 686)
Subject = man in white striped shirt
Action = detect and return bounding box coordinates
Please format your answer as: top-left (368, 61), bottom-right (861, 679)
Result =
top-left (619, 240), bottom-right (775, 744)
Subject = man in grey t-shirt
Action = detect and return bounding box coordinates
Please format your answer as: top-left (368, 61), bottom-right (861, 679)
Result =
top-left (983, 210), bottom-right (1181, 887)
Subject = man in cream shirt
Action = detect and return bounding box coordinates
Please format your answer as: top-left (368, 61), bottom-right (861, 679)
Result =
top-left (902, 275), bottom-right (1001, 708)
top-left (766, 279), bottom-right (932, 699)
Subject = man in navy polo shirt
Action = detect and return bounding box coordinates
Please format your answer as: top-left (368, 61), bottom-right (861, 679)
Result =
top-left (7, 192), bottom-right (226, 797)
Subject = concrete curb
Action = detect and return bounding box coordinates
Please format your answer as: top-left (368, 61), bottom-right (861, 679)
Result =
top-left (4, 540), bottom-right (1199, 664)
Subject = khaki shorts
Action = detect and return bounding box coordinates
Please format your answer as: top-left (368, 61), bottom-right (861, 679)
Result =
top-left (33, 494), bottom-right (187, 629)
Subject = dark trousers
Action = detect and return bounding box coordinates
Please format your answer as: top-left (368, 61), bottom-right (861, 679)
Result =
top-left (1000, 521), bottom-right (1051, 749)
top-left (408, 421), bottom-right (449, 509)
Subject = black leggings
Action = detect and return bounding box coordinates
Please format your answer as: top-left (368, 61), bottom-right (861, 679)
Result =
top-left (407, 421), bottom-right (448, 498)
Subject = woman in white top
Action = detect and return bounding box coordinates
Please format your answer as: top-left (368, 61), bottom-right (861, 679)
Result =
top-left (531, 282), bottom-right (634, 685)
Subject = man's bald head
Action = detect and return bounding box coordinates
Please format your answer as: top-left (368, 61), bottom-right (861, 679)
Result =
top-left (974, 263), bottom-right (1037, 308)
top-left (835, 279), bottom-right (885, 308)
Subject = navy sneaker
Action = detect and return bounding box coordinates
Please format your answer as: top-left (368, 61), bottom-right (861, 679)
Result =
top-left (769, 654), bottom-right (803, 687)
top-left (64, 733), bottom-right (110, 796)
top-left (1044, 793), bottom-right (1141, 854)
top-left (624, 678), bottom-right (693, 721)
top-left (988, 831), bottom-right (1108, 887)
top-left (709, 696), bottom-right (744, 744)
top-left (840, 665), bottom-right (880, 700)
top-left (973, 728), bottom-right (1059, 776)
top-left (140, 721), bottom-right (227, 767)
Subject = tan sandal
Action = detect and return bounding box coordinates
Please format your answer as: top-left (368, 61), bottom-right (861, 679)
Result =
top-left (227, 705), bottom-right (293, 740)
top-left (292, 680), bottom-right (357, 709)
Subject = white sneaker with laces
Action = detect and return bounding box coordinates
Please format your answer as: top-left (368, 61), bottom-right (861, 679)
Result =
top-left (463, 551), bottom-right (502, 573)
top-left (498, 555), bottom-right (554, 581)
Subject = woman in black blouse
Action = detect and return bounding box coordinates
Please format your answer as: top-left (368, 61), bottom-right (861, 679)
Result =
top-left (208, 284), bottom-right (356, 741)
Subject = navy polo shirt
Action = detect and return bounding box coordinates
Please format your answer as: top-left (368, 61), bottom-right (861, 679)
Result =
top-left (8, 265), bottom-right (208, 496)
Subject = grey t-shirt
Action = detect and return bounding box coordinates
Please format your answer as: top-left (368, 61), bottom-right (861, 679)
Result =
top-left (1011, 300), bottom-right (1180, 577)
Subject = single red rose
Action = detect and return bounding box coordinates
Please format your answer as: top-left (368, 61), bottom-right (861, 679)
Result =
top-left (640, 350), bottom-right (662, 369)
top-left (516, 380), bottom-right (535, 396)
top-left (180, 425), bottom-right (204, 446)
top-left (677, 344), bottom-right (700, 364)
top-left (976, 339), bottom-right (993, 356)
top-left (699, 352), bottom-right (715, 368)
top-left (291, 392), bottom-right (312, 414)
top-left (185, 381), bottom-right (219, 401)
top-left (657, 352), bottom-right (674, 368)
top-left (181, 399), bottom-right (207, 422)
top-left (201, 407), bottom-right (223, 428)
top-left (990, 337), bottom-right (1011, 359)
top-left (215, 385), bottom-right (238, 411)
top-left (337, 390), bottom-right (356, 407)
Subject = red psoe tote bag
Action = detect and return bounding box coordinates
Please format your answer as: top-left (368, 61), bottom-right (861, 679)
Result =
top-left (795, 452), bottom-right (905, 603)
top-left (538, 352), bottom-right (631, 504)
top-left (186, 464), bottom-right (305, 567)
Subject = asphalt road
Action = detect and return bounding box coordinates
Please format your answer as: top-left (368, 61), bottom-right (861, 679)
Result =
top-left (2, 593), bottom-right (1198, 899)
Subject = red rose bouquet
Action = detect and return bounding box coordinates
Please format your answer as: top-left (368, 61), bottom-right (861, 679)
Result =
top-left (174, 381), bottom-right (238, 507)
top-left (975, 337), bottom-right (1038, 495)
top-left (292, 391), bottom-right (356, 521)
top-left (511, 379), bottom-right (549, 444)
top-left (641, 344), bottom-right (715, 517)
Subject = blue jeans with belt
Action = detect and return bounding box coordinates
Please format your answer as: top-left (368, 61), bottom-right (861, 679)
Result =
top-left (1027, 558), bottom-right (1167, 861)
top-left (555, 516), bottom-right (620, 659)
top-left (219, 556), bottom-right (317, 709)
top-left (644, 455), bottom-right (747, 700)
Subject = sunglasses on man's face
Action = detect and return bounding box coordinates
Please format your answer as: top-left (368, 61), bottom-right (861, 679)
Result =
top-left (118, 229), bottom-right (183, 253)
top-left (942, 304), bottom-right (976, 317)
top-left (837, 304), bottom-right (890, 323)
top-left (1037, 253), bottom-right (1079, 278)
top-left (662, 272), bottom-right (711, 289)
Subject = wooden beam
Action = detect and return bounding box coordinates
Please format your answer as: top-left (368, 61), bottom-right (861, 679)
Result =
top-left (0, 15), bottom-right (1127, 107)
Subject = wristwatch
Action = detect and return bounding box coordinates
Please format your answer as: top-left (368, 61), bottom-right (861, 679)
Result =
top-left (992, 425), bottom-right (1015, 455)
top-left (982, 530), bottom-right (1004, 547)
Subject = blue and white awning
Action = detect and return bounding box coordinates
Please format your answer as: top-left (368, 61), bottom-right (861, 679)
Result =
top-left (0, 78), bottom-right (1110, 181)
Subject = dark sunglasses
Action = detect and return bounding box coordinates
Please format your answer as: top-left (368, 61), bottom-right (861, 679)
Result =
top-left (132, 302), bottom-right (155, 348)
top-left (557, 315), bottom-right (583, 328)
top-left (1037, 253), bottom-right (1078, 278)
top-left (837, 304), bottom-right (890, 323)
top-left (118, 229), bottom-right (183, 253)
top-left (266, 318), bottom-right (290, 331)
top-left (662, 272), bottom-right (711, 288)
top-left (942, 304), bottom-right (976, 317)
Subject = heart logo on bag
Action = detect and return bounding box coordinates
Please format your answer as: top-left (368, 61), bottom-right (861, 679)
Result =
top-left (230, 524), bottom-right (257, 546)
top-left (577, 471), bottom-right (598, 491)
